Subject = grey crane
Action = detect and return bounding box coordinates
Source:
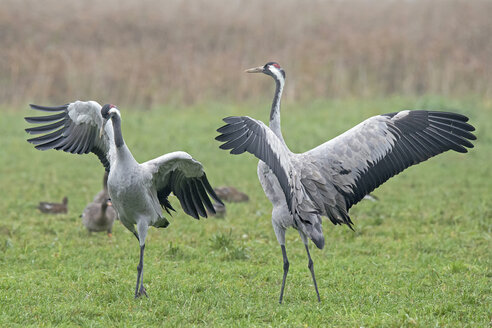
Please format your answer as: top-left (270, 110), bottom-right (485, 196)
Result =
top-left (81, 171), bottom-right (118, 237)
top-left (216, 62), bottom-right (476, 303)
top-left (25, 101), bottom-right (222, 298)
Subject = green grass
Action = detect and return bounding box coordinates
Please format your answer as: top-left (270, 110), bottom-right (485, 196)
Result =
top-left (0, 96), bottom-right (490, 327)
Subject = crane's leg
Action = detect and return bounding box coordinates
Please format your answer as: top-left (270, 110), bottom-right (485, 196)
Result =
top-left (272, 213), bottom-right (289, 304)
top-left (135, 244), bottom-right (147, 298)
top-left (134, 220), bottom-right (148, 298)
top-left (279, 244), bottom-right (289, 304)
top-left (305, 244), bottom-right (320, 302)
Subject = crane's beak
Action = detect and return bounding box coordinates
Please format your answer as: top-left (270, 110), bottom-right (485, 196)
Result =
top-left (244, 66), bottom-right (264, 73)
top-left (99, 118), bottom-right (108, 138)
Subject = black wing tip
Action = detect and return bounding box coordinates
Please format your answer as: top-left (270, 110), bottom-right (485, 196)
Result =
top-left (217, 140), bottom-right (248, 155)
top-left (432, 111), bottom-right (470, 121)
top-left (222, 116), bottom-right (240, 123)
top-left (212, 195), bottom-right (224, 206)
top-left (219, 143), bottom-right (232, 150)
top-left (29, 103), bottom-right (68, 111)
top-left (187, 210), bottom-right (199, 220)
top-left (201, 173), bottom-right (224, 206)
top-left (229, 148), bottom-right (245, 155)
top-left (24, 116), bottom-right (39, 123)
top-left (425, 110), bottom-right (477, 148)
top-left (346, 221), bottom-right (355, 231)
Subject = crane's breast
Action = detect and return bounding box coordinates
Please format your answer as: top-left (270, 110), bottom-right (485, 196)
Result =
top-left (257, 161), bottom-right (287, 206)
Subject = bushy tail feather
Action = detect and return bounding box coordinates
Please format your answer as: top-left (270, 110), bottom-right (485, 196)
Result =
top-left (295, 210), bottom-right (325, 249)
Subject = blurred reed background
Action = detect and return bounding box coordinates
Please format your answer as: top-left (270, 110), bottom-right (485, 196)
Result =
top-left (1, 0), bottom-right (491, 108)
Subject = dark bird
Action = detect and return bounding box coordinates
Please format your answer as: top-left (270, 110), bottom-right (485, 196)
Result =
top-left (216, 62), bottom-right (476, 303)
top-left (25, 101), bottom-right (222, 298)
top-left (38, 196), bottom-right (68, 214)
top-left (82, 171), bottom-right (118, 237)
top-left (213, 186), bottom-right (249, 203)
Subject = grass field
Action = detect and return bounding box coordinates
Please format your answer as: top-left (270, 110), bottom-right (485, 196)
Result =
top-left (0, 97), bottom-right (490, 327)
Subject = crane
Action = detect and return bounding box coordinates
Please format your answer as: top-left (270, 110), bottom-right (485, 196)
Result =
top-left (25, 101), bottom-right (223, 298)
top-left (216, 62), bottom-right (476, 303)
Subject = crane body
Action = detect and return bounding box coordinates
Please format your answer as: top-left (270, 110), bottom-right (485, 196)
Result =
top-left (217, 62), bottom-right (476, 303)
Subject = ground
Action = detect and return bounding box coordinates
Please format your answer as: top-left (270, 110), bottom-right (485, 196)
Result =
top-left (0, 97), bottom-right (490, 327)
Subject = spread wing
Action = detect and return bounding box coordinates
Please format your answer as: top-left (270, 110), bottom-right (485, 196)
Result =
top-left (300, 110), bottom-right (476, 226)
top-left (216, 116), bottom-right (294, 207)
top-left (25, 101), bottom-right (115, 172)
top-left (142, 151), bottom-right (223, 219)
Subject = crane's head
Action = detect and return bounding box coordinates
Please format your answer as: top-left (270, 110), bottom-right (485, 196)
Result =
top-left (245, 62), bottom-right (285, 81)
top-left (101, 104), bottom-right (120, 120)
top-left (100, 104), bottom-right (120, 137)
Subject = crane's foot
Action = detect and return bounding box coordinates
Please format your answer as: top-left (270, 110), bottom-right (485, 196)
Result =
top-left (134, 285), bottom-right (148, 298)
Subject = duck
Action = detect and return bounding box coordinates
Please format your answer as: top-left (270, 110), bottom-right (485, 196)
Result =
top-left (38, 196), bottom-right (68, 214)
top-left (213, 186), bottom-right (249, 203)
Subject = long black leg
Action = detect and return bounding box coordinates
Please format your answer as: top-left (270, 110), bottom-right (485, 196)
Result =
top-left (134, 244), bottom-right (147, 298)
top-left (305, 244), bottom-right (320, 302)
top-left (279, 245), bottom-right (289, 304)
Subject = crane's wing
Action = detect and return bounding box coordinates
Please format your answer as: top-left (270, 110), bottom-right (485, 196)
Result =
top-left (142, 151), bottom-right (223, 219)
top-left (300, 110), bottom-right (476, 227)
top-left (25, 101), bottom-right (115, 172)
top-left (216, 116), bottom-right (325, 248)
top-left (216, 116), bottom-right (294, 207)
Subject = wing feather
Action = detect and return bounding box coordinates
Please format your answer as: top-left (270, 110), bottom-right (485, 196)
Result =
top-left (25, 101), bottom-right (115, 171)
top-left (216, 116), bottom-right (294, 208)
top-left (142, 151), bottom-right (223, 220)
top-left (195, 179), bottom-right (216, 213)
top-left (25, 118), bottom-right (68, 135)
top-left (301, 110), bottom-right (475, 228)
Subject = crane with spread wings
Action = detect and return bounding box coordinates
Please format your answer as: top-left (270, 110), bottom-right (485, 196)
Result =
top-left (26, 101), bottom-right (223, 298)
top-left (216, 62), bottom-right (476, 303)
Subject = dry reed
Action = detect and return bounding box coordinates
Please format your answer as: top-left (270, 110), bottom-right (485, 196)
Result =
top-left (1, 0), bottom-right (491, 108)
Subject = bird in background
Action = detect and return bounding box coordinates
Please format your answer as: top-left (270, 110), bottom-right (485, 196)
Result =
top-left (216, 62), bottom-right (476, 303)
top-left (25, 101), bottom-right (223, 298)
top-left (213, 186), bottom-right (249, 203)
top-left (38, 196), bottom-right (68, 214)
top-left (81, 171), bottom-right (118, 237)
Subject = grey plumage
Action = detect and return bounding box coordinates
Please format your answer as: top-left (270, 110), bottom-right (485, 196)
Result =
top-left (26, 101), bottom-right (223, 298)
top-left (216, 62), bottom-right (476, 303)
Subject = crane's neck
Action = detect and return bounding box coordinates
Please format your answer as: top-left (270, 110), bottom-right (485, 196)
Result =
top-left (102, 171), bottom-right (109, 191)
top-left (269, 78), bottom-right (285, 143)
top-left (111, 115), bottom-right (137, 165)
top-left (111, 115), bottom-right (125, 148)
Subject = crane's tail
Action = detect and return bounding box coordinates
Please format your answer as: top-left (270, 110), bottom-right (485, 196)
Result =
top-left (295, 210), bottom-right (325, 249)
top-left (153, 216), bottom-right (170, 228)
